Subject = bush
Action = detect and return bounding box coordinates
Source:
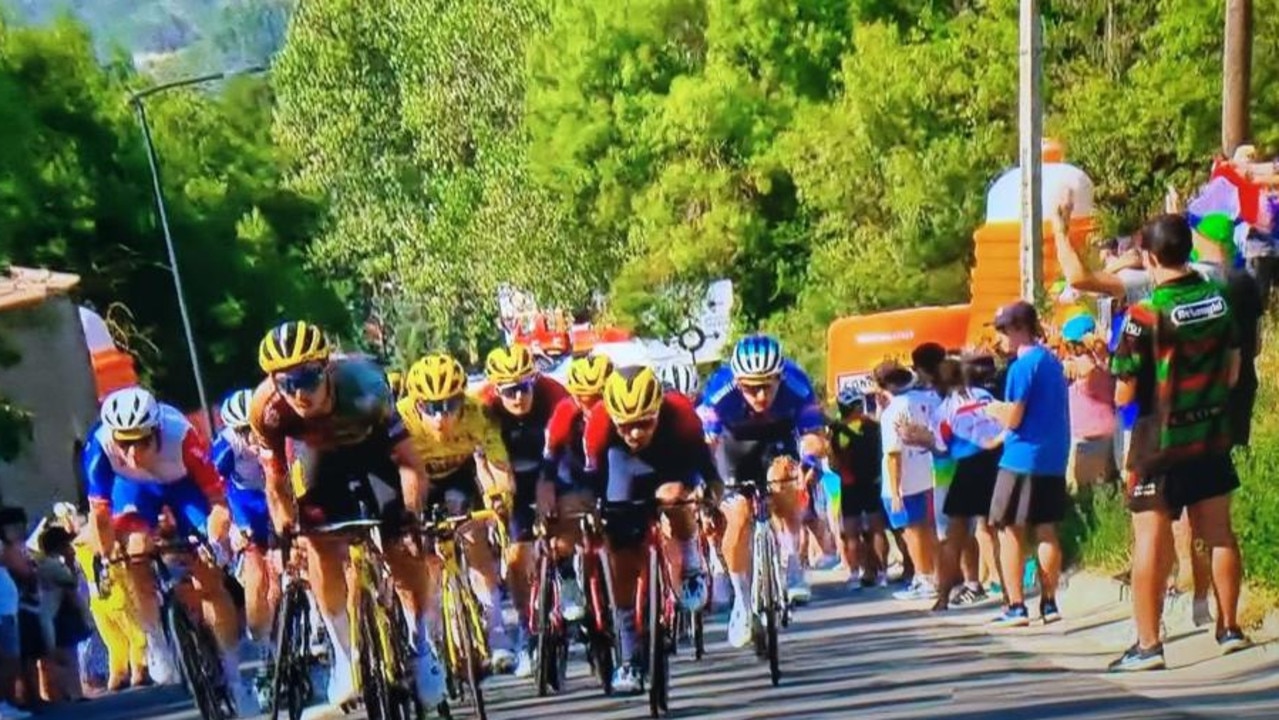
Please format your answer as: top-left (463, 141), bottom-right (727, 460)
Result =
top-left (1062, 482), bottom-right (1133, 575)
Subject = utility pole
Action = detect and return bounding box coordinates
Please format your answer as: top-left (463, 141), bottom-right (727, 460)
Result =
top-left (1222, 0), bottom-right (1253, 156)
top-left (1019, 0), bottom-right (1044, 303)
top-left (130, 66), bottom-right (267, 434)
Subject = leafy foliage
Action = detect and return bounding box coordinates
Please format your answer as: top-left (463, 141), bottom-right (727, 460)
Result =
top-left (0, 16), bottom-right (345, 422)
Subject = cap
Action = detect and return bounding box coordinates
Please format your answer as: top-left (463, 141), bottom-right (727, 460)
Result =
top-left (993, 300), bottom-right (1039, 333)
top-left (1194, 212), bottom-right (1235, 246)
top-left (872, 360), bottom-right (916, 393)
top-left (1061, 314), bottom-right (1096, 343)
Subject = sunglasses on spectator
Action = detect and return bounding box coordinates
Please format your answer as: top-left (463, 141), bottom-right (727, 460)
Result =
top-left (274, 364), bottom-right (326, 395)
top-left (615, 416), bottom-right (659, 434)
top-left (417, 397), bottom-right (463, 417)
top-left (497, 379), bottom-right (535, 399)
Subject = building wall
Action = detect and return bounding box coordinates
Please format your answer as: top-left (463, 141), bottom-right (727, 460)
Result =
top-left (0, 296), bottom-right (99, 515)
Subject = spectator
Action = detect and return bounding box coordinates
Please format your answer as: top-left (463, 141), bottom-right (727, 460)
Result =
top-left (828, 387), bottom-right (889, 589)
top-left (72, 526), bottom-right (147, 691)
top-left (0, 526), bottom-right (29, 720)
top-left (0, 509), bottom-right (42, 711)
top-left (1109, 214), bottom-right (1249, 672)
top-left (929, 357), bottom-right (1003, 611)
top-left (874, 360), bottom-right (940, 602)
top-left (34, 525), bottom-right (89, 703)
top-left (1060, 314), bottom-right (1117, 491)
top-left (985, 301), bottom-right (1070, 628)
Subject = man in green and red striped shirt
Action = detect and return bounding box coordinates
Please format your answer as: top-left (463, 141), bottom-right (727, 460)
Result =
top-left (1108, 214), bottom-right (1249, 673)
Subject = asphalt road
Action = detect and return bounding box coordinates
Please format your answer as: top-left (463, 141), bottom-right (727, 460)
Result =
top-left (42, 572), bottom-right (1279, 720)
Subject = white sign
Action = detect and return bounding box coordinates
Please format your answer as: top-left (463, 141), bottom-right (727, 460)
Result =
top-left (836, 372), bottom-right (876, 396)
top-left (664, 279), bottom-right (734, 365)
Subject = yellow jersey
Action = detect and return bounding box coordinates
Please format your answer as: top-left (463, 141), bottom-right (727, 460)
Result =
top-left (397, 394), bottom-right (509, 481)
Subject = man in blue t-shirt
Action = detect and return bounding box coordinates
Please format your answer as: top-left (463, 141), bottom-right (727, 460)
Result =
top-left (985, 301), bottom-right (1070, 629)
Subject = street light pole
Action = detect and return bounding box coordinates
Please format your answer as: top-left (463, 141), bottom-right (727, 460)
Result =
top-left (129, 66), bottom-right (267, 433)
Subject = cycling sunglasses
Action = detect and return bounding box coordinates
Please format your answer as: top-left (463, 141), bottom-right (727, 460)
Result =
top-left (736, 379), bottom-right (778, 397)
top-left (416, 397), bottom-right (463, 417)
top-left (497, 379), bottom-right (535, 399)
top-left (615, 415), bottom-right (659, 434)
top-left (274, 363), bottom-right (326, 395)
top-left (113, 431), bottom-right (156, 450)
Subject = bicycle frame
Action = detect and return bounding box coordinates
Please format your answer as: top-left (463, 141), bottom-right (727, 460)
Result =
top-left (425, 507), bottom-right (498, 676)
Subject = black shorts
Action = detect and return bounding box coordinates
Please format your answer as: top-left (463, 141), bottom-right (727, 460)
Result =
top-left (946, 450), bottom-right (1001, 518)
top-left (426, 457), bottom-right (483, 511)
top-left (293, 437), bottom-right (408, 536)
top-left (989, 470), bottom-right (1067, 528)
top-left (1127, 453), bottom-right (1240, 516)
top-left (713, 428), bottom-right (798, 486)
top-left (841, 479), bottom-right (884, 518)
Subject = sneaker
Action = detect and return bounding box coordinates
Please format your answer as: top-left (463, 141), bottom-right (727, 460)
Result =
top-left (490, 648), bottom-right (516, 674)
top-left (1192, 597), bottom-right (1213, 628)
top-left (229, 678), bottom-right (259, 718)
top-left (951, 585), bottom-right (985, 607)
top-left (147, 634), bottom-right (180, 685)
top-left (727, 600), bottom-right (752, 649)
top-left (0, 702), bottom-right (32, 719)
top-left (875, 571), bottom-right (888, 588)
top-left (611, 663), bottom-right (643, 695)
top-left (786, 560), bottom-right (812, 605)
top-left (893, 580), bottom-right (938, 601)
top-left (1217, 628), bottom-right (1251, 655)
top-left (415, 649), bottom-right (446, 707)
top-left (560, 578), bottom-right (586, 623)
top-left (681, 571), bottom-right (709, 612)
top-left (1041, 599), bottom-right (1062, 625)
top-left (989, 605), bottom-right (1031, 628)
top-left (513, 648), bottom-right (534, 679)
top-left (1108, 643), bottom-right (1166, 672)
top-left (813, 554), bottom-right (841, 571)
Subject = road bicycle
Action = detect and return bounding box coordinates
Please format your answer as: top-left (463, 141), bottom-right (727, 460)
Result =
top-left (725, 476), bottom-right (790, 687)
top-left (99, 536), bottom-right (235, 720)
top-left (422, 504), bottom-right (500, 720)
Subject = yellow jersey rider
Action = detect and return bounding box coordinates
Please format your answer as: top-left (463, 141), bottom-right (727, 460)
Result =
top-left (396, 353), bottom-right (519, 674)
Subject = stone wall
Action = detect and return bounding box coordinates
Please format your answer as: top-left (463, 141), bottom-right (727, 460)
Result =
top-left (0, 296), bottom-right (99, 515)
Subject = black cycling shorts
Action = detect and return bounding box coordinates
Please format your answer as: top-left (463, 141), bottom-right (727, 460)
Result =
top-left (292, 435), bottom-right (407, 537)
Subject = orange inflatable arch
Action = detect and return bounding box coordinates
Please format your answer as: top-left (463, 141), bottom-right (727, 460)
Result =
top-left (826, 304), bottom-right (972, 399)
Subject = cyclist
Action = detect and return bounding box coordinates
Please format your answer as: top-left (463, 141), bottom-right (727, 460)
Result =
top-left (84, 386), bottom-right (247, 708)
top-left (211, 389), bottom-right (279, 695)
top-left (540, 354), bottom-right (614, 622)
top-left (248, 321), bottom-right (443, 711)
top-left (585, 367), bottom-right (716, 694)
top-left (479, 343), bottom-right (569, 677)
top-left (698, 334), bottom-right (827, 649)
top-left (396, 353), bottom-right (517, 673)
top-left (657, 362), bottom-right (701, 403)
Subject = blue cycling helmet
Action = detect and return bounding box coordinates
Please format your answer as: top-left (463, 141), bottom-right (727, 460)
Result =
top-left (836, 385), bottom-right (862, 409)
top-left (730, 334), bottom-right (784, 380)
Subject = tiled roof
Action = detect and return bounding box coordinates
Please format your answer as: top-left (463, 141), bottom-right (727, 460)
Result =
top-left (0, 266), bottom-right (81, 312)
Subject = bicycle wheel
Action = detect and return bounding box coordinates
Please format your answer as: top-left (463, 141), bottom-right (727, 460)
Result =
top-left (586, 553), bottom-right (615, 696)
top-left (534, 552), bottom-right (563, 697)
top-left (166, 599), bottom-right (233, 720)
top-left (271, 583), bottom-right (314, 720)
top-left (357, 591), bottom-right (396, 720)
top-left (692, 607), bottom-right (705, 661)
top-left (388, 592), bottom-right (427, 720)
top-left (449, 577), bottom-right (487, 720)
top-left (760, 533), bottom-right (781, 687)
top-left (647, 545), bottom-right (669, 718)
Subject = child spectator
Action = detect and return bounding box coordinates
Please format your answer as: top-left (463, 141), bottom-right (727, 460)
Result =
top-left (1060, 314), bottom-right (1117, 491)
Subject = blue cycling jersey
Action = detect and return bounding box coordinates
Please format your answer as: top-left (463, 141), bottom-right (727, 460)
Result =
top-left (211, 427), bottom-right (266, 492)
top-left (697, 358), bottom-right (826, 439)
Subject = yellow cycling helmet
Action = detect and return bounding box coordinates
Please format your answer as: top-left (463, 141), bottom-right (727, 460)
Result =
top-left (259, 321), bottom-right (331, 373)
top-left (485, 344), bottom-right (536, 384)
top-left (386, 370), bottom-right (405, 399)
top-left (566, 354), bottom-right (613, 396)
top-left (603, 367), bottom-right (664, 423)
top-left (405, 354), bottom-right (467, 401)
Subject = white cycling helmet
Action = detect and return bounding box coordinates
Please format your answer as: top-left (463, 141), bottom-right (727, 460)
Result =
top-left (219, 389), bottom-right (254, 430)
top-left (100, 386), bottom-right (161, 440)
top-left (730, 334), bottom-right (784, 380)
top-left (657, 363), bottom-right (700, 397)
